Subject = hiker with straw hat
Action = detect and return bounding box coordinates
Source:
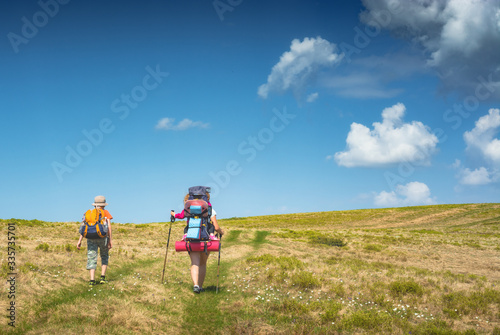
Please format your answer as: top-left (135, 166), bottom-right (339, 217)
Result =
top-left (77, 195), bottom-right (113, 287)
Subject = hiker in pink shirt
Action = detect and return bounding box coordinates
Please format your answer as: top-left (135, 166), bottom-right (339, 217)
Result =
top-left (171, 189), bottom-right (223, 293)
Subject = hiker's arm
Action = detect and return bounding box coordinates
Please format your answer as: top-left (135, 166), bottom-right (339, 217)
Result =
top-left (173, 210), bottom-right (185, 219)
top-left (212, 215), bottom-right (223, 236)
top-left (77, 235), bottom-right (83, 249)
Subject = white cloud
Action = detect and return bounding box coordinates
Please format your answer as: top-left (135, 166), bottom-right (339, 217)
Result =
top-left (451, 159), bottom-right (461, 170)
top-left (155, 118), bottom-right (209, 131)
top-left (453, 160), bottom-right (495, 185)
top-left (464, 108), bottom-right (500, 164)
top-left (374, 181), bottom-right (436, 207)
top-left (374, 190), bottom-right (400, 207)
top-left (324, 73), bottom-right (402, 99)
top-left (453, 109), bottom-right (500, 185)
top-left (334, 103), bottom-right (439, 167)
top-left (321, 54), bottom-right (423, 99)
top-left (258, 36), bottom-right (343, 99)
top-left (361, 0), bottom-right (500, 99)
top-left (306, 92), bottom-right (319, 102)
top-left (460, 167), bottom-right (492, 185)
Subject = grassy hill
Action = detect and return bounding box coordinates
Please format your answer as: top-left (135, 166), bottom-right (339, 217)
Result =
top-left (1, 203), bottom-right (500, 334)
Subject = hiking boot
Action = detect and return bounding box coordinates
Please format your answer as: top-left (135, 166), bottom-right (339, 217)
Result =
top-left (193, 285), bottom-right (201, 294)
top-left (99, 277), bottom-right (107, 284)
top-left (89, 280), bottom-right (96, 287)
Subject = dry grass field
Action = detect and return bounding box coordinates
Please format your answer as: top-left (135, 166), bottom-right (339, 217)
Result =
top-left (1, 203), bottom-right (500, 334)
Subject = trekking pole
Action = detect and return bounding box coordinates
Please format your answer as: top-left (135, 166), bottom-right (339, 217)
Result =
top-left (161, 211), bottom-right (175, 284)
top-left (216, 234), bottom-right (222, 294)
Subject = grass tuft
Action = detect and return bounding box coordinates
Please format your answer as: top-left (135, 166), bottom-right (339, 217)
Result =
top-left (246, 254), bottom-right (304, 270)
top-left (35, 242), bottom-right (50, 252)
top-left (19, 262), bottom-right (39, 273)
top-left (319, 300), bottom-right (342, 322)
top-left (389, 279), bottom-right (424, 297)
top-left (442, 288), bottom-right (500, 317)
top-left (339, 309), bottom-right (393, 333)
top-left (409, 319), bottom-right (462, 335)
top-left (363, 243), bottom-right (385, 252)
top-left (309, 235), bottom-right (347, 247)
top-left (291, 271), bottom-right (320, 289)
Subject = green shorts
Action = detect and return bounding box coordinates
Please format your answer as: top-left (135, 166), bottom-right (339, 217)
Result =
top-left (86, 237), bottom-right (109, 270)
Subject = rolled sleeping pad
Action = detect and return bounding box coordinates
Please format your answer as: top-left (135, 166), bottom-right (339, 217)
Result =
top-left (175, 240), bottom-right (220, 252)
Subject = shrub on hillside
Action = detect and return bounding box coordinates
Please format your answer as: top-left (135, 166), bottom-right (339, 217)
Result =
top-left (35, 243), bottom-right (50, 252)
top-left (389, 279), bottom-right (423, 297)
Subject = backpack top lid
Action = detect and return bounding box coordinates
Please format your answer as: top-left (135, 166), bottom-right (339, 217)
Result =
top-left (84, 208), bottom-right (104, 224)
top-left (184, 199), bottom-right (209, 217)
top-left (188, 186), bottom-right (211, 201)
top-left (189, 186), bottom-right (210, 196)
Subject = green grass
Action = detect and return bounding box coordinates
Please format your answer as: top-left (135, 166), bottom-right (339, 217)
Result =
top-left (251, 230), bottom-right (270, 247)
top-left (291, 271), bottom-right (321, 289)
top-left (339, 309), bottom-right (394, 333)
top-left (411, 229), bottom-right (444, 235)
top-left (363, 243), bottom-right (385, 252)
top-left (223, 229), bottom-right (242, 243)
top-left (442, 288), bottom-right (500, 318)
top-left (246, 254), bottom-right (304, 270)
top-left (309, 234), bottom-right (347, 247)
top-left (389, 279), bottom-right (424, 297)
top-left (0, 218), bottom-right (55, 227)
top-left (35, 242), bottom-right (50, 252)
top-left (3, 203), bottom-right (500, 334)
top-left (181, 259), bottom-right (233, 333)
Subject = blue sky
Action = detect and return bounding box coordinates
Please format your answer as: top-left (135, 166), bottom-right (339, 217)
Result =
top-left (1, 0), bottom-right (499, 223)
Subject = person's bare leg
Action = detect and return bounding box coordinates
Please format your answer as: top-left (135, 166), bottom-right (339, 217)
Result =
top-left (89, 269), bottom-right (95, 281)
top-left (199, 252), bottom-right (210, 288)
top-left (101, 265), bottom-right (107, 277)
top-left (190, 252), bottom-right (201, 286)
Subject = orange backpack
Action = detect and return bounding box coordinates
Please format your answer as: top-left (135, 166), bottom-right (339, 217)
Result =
top-left (80, 208), bottom-right (108, 238)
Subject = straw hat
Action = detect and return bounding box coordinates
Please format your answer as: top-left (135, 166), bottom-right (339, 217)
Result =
top-left (92, 195), bottom-right (108, 207)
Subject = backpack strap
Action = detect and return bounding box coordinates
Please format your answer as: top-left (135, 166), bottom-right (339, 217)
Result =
top-left (83, 219), bottom-right (88, 237)
top-left (183, 241), bottom-right (208, 255)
